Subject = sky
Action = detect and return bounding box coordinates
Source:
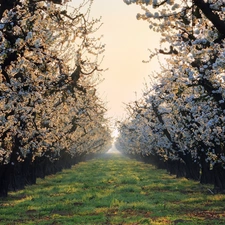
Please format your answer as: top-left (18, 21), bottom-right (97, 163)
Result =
top-left (71, 0), bottom-right (161, 121)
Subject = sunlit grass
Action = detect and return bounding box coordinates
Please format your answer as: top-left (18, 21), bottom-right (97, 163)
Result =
top-left (1, 153), bottom-right (225, 224)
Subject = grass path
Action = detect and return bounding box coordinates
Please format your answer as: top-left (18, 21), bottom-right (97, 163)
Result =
top-left (1, 153), bottom-right (225, 225)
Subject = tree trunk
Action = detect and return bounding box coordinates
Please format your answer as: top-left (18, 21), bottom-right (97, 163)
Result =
top-left (213, 163), bottom-right (225, 193)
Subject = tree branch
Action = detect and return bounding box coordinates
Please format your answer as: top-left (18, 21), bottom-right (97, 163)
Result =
top-left (194, 0), bottom-right (225, 37)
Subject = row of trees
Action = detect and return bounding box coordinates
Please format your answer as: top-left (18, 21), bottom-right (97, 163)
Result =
top-left (0, 0), bottom-right (112, 197)
top-left (116, 0), bottom-right (225, 192)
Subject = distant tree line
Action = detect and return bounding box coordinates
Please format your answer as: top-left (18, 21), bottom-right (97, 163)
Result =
top-left (116, 0), bottom-right (225, 193)
top-left (0, 0), bottom-right (112, 197)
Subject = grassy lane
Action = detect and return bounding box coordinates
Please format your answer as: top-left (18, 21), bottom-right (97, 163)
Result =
top-left (1, 154), bottom-right (225, 225)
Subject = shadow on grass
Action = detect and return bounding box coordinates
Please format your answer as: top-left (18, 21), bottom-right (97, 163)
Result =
top-left (1, 153), bottom-right (225, 224)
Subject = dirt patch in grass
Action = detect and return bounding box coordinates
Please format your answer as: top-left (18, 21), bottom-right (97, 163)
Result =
top-left (51, 209), bottom-right (72, 216)
top-left (73, 201), bottom-right (83, 206)
top-left (121, 209), bottom-right (152, 218)
top-left (189, 210), bottom-right (224, 220)
top-left (26, 209), bottom-right (38, 214)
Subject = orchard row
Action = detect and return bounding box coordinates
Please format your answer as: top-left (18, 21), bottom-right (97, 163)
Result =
top-left (116, 0), bottom-right (225, 193)
top-left (0, 0), bottom-right (112, 197)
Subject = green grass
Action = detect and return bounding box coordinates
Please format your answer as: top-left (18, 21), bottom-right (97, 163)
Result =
top-left (1, 153), bottom-right (225, 224)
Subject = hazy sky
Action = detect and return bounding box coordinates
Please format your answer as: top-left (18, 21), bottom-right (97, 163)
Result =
top-left (72, 0), bottom-right (161, 120)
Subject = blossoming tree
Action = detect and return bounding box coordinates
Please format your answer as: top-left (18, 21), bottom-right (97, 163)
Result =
top-left (116, 0), bottom-right (225, 192)
top-left (0, 0), bottom-right (112, 196)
